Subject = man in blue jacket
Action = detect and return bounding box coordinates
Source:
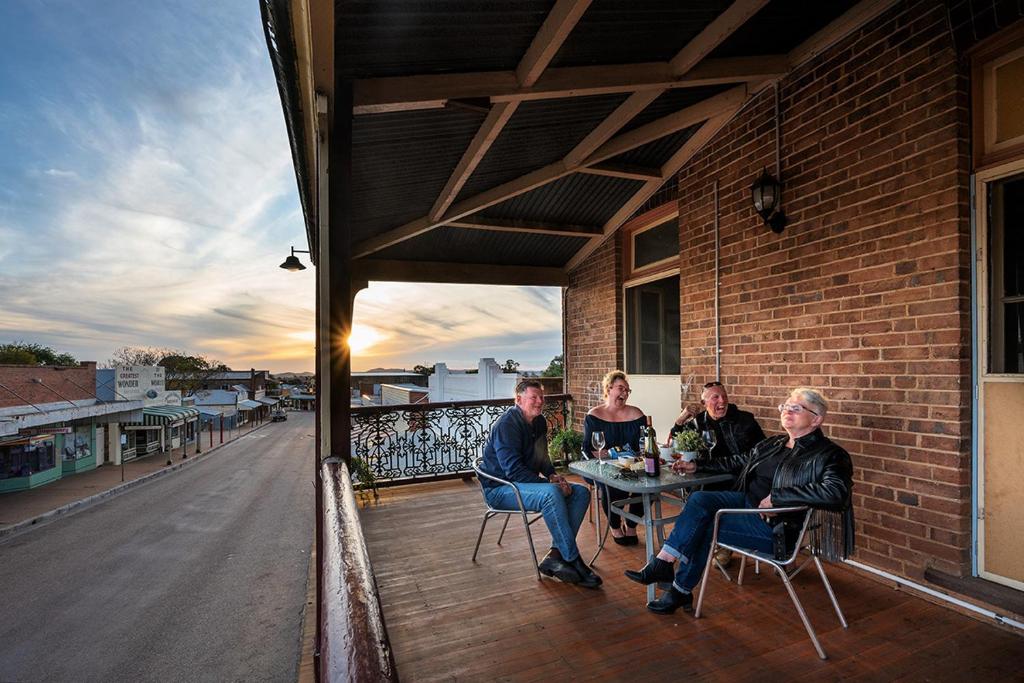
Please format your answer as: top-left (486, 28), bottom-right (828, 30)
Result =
top-left (480, 379), bottom-right (601, 589)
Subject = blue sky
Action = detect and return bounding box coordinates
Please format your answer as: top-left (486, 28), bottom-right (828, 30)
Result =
top-left (0, 1), bottom-right (561, 373)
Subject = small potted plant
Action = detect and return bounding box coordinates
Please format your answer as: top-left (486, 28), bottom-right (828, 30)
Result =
top-left (549, 427), bottom-right (583, 465)
top-left (673, 429), bottom-right (704, 463)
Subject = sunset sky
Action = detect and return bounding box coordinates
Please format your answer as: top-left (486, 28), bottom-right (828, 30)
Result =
top-left (0, 1), bottom-right (562, 374)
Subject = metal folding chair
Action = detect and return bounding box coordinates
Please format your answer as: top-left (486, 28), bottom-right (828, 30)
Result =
top-left (471, 457), bottom-right (545, 580)
top-left (694, 506), bottom-right (848, 660)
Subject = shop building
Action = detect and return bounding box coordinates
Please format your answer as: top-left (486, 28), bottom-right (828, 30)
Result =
top-left (0, 362), bottom-right (143, 492)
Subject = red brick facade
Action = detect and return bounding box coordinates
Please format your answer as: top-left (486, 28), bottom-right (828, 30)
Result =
top-left (565, 230), bottom-right (624, 417)
top-left (565, 0), bottom-right (973, 581)
top-left (0, 363), bottom-right (99, 410)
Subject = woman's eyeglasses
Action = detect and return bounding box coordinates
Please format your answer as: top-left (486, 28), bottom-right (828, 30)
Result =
top-left (778, 402), bottom-right (819, 416)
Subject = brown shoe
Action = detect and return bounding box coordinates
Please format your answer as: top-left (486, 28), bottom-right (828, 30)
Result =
top-left (714, 548), bottom-right (733, 568)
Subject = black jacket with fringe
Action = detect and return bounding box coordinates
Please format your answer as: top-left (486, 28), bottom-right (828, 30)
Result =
top-left (701, 428), bottom-right (855, 560)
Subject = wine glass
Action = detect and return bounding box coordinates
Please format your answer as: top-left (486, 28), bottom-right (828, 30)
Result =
top-left (591, 431), bottom-right (606, 458)
top-left (701, 428), bottom-right (717, 453)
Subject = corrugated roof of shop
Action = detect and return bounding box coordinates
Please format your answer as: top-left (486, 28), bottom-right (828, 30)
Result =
top-left (369, 227), bottom-right (589, 268)
top-left (335, 1), bottom-right (552, 78)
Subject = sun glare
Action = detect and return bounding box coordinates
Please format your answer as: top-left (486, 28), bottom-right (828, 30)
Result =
top-left (347, 325), bottom-right (382, 354)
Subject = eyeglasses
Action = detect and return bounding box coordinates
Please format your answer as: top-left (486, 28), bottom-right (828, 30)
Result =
top-left (778, 402), bottom-right (819, 416)
top-left (703, 381), bottom-right (723, 389)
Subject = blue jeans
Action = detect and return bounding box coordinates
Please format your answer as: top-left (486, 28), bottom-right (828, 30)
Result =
top-left (485, 482), bottom-right (590, 562)
top-left (661, 490), bottom-right (774, 593)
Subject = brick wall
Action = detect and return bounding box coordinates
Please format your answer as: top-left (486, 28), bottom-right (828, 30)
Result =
top-left (565, 232), bottom-right (623, 428)
top-left (567, 0), bottom-right (973, 580)
top-left (0, 362), bottom-right (99, 410)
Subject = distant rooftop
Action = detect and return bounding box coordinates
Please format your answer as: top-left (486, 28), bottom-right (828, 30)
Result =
top-left (351, 371), bottom-right (423, 378)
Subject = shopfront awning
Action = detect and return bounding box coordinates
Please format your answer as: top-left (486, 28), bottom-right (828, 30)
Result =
top-left (141, 406), bottom-right (200, 426)
top-left (239, 400), bottom-right (263, 410)
top-left (257, 397), bottom-right (279, 406)
top-left (197, 406), bottom-right (238, 419)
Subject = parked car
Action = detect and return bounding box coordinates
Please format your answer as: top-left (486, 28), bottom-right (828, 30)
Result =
top-left (271, 410), bottom-right (287, 422)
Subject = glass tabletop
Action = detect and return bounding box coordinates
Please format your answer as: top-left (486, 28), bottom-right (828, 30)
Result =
top-left (568, 459), bottom-right (732, 493)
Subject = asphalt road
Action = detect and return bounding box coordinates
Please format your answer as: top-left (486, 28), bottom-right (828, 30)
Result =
top-left (0, 412), bottom-right (315, 683)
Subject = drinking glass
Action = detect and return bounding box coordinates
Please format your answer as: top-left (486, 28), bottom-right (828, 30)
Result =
top-left (591, 431), bottom-right (605, 458)
top-left (701, 428), bottom-right (717, 452)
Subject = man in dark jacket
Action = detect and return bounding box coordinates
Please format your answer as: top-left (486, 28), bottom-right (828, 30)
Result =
top-left (667, 381), bottom-right (765, 462)
top-left (480, 380), bottom-right (601, 589)
top-left (668, 382), bottom-right (766, 566)
top-left (626, 387), bottom-right (854, 615)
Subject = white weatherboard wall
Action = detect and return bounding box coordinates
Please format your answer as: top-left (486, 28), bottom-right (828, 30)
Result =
top-left (428, 359), bottom-right (518, 402)
top-left (628, 375), bottom-right (680, 439)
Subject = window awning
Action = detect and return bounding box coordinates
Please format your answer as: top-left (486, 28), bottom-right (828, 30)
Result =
top-left (141, 406), bottom-right (200, 426)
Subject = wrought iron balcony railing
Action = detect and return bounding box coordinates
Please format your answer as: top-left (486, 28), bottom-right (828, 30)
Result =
top-left (350, 394), bottom-right (572, 484)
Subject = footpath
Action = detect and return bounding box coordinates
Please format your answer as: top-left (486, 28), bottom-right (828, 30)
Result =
top-left (0, 421), bottom-right (270, 539)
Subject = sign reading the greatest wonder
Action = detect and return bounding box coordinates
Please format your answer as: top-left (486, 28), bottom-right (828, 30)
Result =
top-left (113, 366), bottom-right (180, 405)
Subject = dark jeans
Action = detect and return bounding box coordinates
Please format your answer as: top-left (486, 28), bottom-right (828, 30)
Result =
top-left (601, 484), bottom-right (642, 529)
top-left (661, 490), bottom-right (774, 593)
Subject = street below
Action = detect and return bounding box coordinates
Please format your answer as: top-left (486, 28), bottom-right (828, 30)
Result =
top-left (0, 411), bottom-right (315, 682)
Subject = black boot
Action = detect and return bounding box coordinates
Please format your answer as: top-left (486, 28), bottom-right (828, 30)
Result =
top-left (647, 587), bottom-right (693, 615)
top-left (569, 556), bottom-right (603, 589)
top-left (538, 549), bottom-right (581, 584)
top-left (624, 556), bottom-right (675, 585)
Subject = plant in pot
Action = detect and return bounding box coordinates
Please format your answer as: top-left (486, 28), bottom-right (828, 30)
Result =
top-left (549, 427), bottom-right (583, 466)
top-left (673, 429), bottom-right (705, 463)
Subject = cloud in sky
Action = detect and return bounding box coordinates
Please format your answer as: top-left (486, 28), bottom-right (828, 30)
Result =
top-left (0, 1), bottom-right (562, 374)
top-left (351, 283), bottom-right (562, 371)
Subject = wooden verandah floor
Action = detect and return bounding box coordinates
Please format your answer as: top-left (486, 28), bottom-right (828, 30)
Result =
top-left (359, 478), bottom-right (1021, 682)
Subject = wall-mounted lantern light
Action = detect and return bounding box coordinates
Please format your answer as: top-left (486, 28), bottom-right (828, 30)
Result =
top-left (750, 168), bottom-right (787, 234)
top-left (279, 246), bottom-right (310, 271)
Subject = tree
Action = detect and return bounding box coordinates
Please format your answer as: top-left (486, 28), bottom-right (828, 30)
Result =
top-left (108, 345), bottom-right (171, 367)
top-left (0, 342), bottom-right (77, 366)
top-left (412, 364), bottom-right (436, 376)
top-left (501, 359), bottom-right (520, 374)
top-left (541, 354), bottom-right (564, 377)
top-left (160, 353), bottom-right (229, 395)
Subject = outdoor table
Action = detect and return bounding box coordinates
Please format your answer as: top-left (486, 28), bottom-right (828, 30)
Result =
top-left (569, 459), bottom-right (732, 601)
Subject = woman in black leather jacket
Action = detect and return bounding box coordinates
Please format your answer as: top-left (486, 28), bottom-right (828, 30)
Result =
top-left (625, 387), bottom-right (854, 615)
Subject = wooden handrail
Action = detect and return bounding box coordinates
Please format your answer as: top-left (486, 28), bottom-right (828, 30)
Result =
top-left (319, 459), bottom-right (398, 681)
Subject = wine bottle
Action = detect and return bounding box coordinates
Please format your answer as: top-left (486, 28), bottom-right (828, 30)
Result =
top-left (643, 416), bottom-right (660, 477)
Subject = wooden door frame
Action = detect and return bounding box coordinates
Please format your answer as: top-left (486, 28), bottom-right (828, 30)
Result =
top-left (974, 157), bottom-right (1024, 590)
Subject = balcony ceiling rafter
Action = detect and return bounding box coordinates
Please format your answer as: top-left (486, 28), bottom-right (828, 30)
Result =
top-left (352, 55), bottom-right (786, 116)
top-left (352, 86), bottom-right (744, 259)
top-left (352, 0), bottom-right (768, 261)
top-left (270, 0), bottom-right (906, 280)
top-left (429, 0), bottom-right (594, 222)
